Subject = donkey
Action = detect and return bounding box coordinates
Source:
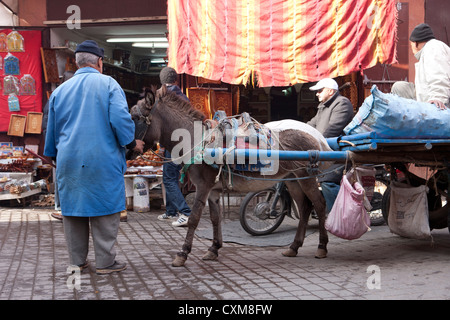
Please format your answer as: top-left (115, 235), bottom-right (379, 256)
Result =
top-left (130, 85), bottom-right (333, 267)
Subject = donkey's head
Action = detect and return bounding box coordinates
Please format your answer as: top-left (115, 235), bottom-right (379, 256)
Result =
top-left (130, 84), bottom-right (207, 157)
top-left (130, 85), bottom-right (157, 122)
top-left (128, 85), bottom-right (160, 155)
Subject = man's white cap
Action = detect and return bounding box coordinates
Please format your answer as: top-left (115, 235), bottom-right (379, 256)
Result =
top-left (309, 78), bottom-right (338, 91)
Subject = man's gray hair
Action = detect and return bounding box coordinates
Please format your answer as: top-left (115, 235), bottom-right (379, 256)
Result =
top-left (76, 52), bottom-right (100, 68)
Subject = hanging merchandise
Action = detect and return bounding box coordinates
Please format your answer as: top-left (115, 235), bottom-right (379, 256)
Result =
top-left (25, 112), bottom-right (43, 134)
top-left (0, 29), bottom-right (42, 132)
top-left (19, 74), bottom-right (36, 95)
top-left (7, 114), bottom-right (26, 137)
top-left (186, 88), bottom-right (211, 118)
top-left (325, 169), bottom-right (371, 240)
top-left (4, 53), bottom-right (20, 75)
top-left (0, 33), bottom-right (7, 52)
top-left (3, 75), bottom-right (20, 95)
top-left (7, 31), bottom-right (24, 52)
top-left (40, 48), bottom-right (59, 83)
top-left (8, 94), bottom-right (20, 111)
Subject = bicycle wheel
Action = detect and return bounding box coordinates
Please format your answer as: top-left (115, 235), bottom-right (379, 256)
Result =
top-left (239, 188), bottom-right (287, 236)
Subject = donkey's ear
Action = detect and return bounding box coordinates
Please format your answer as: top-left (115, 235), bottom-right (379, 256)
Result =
top-left (144, 87), bottom-right (155, 107)
top-left (151, 84), bottom-right (157, 95)
top-left (156, 84), bottom-right (167, 99)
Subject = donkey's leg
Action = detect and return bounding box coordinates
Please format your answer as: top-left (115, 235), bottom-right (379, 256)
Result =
top-left (300, 179), bottom-right (328, 259)
top-left (282, 180), bottom-right (312, 257)
top-left (202, 190), bottom-right (223, 261)
top-left (172, 189), bottom-right (210, 267)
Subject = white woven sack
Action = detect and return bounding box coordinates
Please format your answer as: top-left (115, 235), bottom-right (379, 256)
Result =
top-left (388, 181), bottom-right (431, 239)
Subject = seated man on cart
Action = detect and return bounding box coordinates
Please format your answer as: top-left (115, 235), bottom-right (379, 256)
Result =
top-left (391, 23), bottom-right (449, 110)
top-left (307, 78), bottom-right (354, 212)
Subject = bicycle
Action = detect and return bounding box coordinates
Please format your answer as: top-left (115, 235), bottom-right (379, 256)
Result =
top-left (239, 165), bottom-right (389, 236)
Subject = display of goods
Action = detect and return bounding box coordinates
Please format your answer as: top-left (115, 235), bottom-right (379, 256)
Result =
top-left (0, 159), bottom-right (34, 172)
top-left (1, 178), bottom-right (46, 194)
top-left (127, 149), bottom-right (163, 167)
top-left (0, 177), bottom-right (10, 192)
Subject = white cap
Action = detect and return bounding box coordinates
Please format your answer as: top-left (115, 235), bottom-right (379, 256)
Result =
top-left (309, 78), bottom-right (338, 91)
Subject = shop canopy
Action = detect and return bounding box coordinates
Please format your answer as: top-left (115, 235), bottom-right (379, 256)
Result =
top-left (167, 0), bottom-right (398, 87)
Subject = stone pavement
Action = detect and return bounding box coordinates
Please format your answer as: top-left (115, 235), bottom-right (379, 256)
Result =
top-left (1, 205), bottom-right (450, 301)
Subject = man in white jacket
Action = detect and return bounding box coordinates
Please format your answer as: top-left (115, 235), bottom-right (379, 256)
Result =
top-left (391, 23), bottom-right (449, 110)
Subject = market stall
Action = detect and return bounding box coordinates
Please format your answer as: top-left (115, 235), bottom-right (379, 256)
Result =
top-left (125, 148), bottom-right (164, 212)
top-left (0, 29), bottom-right (43, 134)
top-left (0, 142), bottom-right (47, 203)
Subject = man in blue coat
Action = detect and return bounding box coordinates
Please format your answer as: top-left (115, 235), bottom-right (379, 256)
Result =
top-left (44, 40), bottom-right (144, 275)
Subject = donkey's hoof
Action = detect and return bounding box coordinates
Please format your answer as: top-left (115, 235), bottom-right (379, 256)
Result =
top-left (202, 251), bottom-right (218, 261)
top-left (282, 248), bottom-right (297, 257)
top-left (315, 248), bottom-right (328, 259)
top-left (172, 255), bottom-right (187, 267)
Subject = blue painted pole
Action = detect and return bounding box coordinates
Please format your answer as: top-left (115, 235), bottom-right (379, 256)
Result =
top-left (340, 142), bottom-right (377, 151)
top-left (339, 132), bottom-right (377, 141)
top-left (326, 132), bottom-right (377, 150)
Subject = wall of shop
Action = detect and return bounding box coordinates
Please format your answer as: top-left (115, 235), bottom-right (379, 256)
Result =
top-left (45, 0), bottom-right (167, 21)
top-left (0, 1), bottom-right (19, 26)
top-left (17, 0), bottom-right (46, 26)
top-left (0, 0), bottom-right (46, 27)
top-left (426, 0), bottom-right (449, 44)
top-left (0, 0), bottom-right (169, 156)
top-left (407, 0), bottom-right (425, 82)
top-left (363, 0), bottom-right (449, 93)
top-left (2, 0), bottom-right (449, 154)
top-left (47, 27), bottom-right (161, 109)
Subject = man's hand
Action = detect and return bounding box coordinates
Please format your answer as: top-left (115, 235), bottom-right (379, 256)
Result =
top-left (429, 100), bottom-right (447, 110)
top-left (133, 139), bottom-right (145, 154)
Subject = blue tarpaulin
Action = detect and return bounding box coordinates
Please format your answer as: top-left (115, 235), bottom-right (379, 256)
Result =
top-left (344, 86), bottom-right (450, 139)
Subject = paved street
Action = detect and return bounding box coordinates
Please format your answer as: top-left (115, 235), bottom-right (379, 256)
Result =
top-left (0, 205), bottom-right (449, 302)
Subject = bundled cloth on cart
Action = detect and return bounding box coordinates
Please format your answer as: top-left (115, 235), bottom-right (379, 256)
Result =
top-left (344, 85), bottom-right (450, 139)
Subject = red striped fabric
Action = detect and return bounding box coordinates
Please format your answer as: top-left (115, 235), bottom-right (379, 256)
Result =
top-left (167, 0), bottom-right (398, 87)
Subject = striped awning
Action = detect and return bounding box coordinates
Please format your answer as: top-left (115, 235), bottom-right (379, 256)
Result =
top-left (167, 0), bottom-right (398, 87)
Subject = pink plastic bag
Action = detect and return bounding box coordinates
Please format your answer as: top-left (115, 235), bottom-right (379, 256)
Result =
top-left (325, 170), bottom-right (371, 240)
